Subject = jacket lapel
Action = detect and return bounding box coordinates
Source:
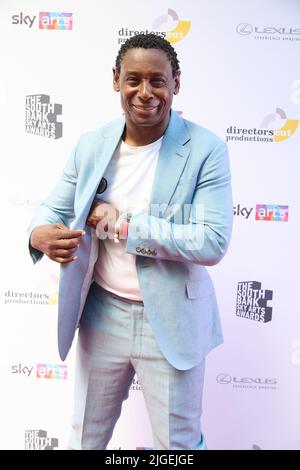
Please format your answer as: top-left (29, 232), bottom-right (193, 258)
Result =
top-left (90, 118), bottom-right (125, 200)
top-left (149, 110), bottom-right (191, 213)
top-left (76, 117), bottom-right (125, 227)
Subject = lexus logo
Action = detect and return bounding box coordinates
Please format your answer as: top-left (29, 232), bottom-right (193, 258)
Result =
top-left (216, 373), bottom-right (232, 384)
top-left (216, 374), bottom-right (277, 385)
top-left (236, 23), bottom-right (253, 35)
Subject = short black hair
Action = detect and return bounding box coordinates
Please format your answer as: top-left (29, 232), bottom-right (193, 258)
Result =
top-left (115, 33), bottom-right (180, 77)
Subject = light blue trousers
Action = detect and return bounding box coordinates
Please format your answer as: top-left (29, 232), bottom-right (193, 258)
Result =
top-left (68, 282), bottom-right (206, 450)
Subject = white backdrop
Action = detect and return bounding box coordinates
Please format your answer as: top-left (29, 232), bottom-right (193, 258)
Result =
top-left (1, 0), bottom-right (299, 450)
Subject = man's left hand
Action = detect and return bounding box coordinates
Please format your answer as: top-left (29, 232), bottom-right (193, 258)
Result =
top-left (87, 200), bottom-right (119, 239)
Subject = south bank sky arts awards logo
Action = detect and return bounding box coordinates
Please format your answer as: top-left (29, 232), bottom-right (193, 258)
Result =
top-left (25, 430), bottom-right (58, 450)
top-left (226, 108), bottom-right (299, 143)
top-left (236, 281), bottom-right (273, 323)
top-left (118, 8), bottom-right (191, 45)
top-left (25, 94), bottom-right (62, 139)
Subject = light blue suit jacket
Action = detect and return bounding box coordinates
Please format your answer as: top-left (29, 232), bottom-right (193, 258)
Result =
top-left (29, 110), bottom-right (232, 370)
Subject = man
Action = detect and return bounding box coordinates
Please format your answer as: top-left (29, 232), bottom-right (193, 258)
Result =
top-left (28, 34), bottom-right (232, 450)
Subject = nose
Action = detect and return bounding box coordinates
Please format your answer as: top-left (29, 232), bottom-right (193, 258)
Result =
top-left (138, 80), bottom-right (153, 100)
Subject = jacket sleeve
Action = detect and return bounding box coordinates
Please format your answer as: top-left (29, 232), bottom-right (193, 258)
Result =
top-left (27, 141), bottom-right (79, 264)
top-left (125, 142), bottom-right (233, 266)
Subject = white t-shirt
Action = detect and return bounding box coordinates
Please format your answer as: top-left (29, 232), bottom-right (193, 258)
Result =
top-left (93, 136), bottom-right (163, 300)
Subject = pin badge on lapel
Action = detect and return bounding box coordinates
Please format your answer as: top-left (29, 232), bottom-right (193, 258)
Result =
top-left (97, 177), bottom-right (107, 194)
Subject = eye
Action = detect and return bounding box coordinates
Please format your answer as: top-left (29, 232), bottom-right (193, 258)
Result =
top-left (126, 77), bottom-right (139, 85)
top-left (151, 78), bottom-right (166, 87)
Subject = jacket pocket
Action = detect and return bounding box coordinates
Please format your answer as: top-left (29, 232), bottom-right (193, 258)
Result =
top-left (185, 277), bottom-right (214, 299)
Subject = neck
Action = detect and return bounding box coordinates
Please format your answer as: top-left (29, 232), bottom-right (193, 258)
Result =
top-left (123, 119), bottom-right (169, 146)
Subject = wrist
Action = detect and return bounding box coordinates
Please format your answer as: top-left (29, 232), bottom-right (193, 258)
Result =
top-left (122, 220), bottom-right (129, 238)
top-left (113, 212), bottom-right (132, 243)
top-left (29, 228), bottom-right (39, 250)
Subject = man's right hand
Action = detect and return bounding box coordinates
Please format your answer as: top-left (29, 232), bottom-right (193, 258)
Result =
top-left (30, 224), bottom-right (85, 264)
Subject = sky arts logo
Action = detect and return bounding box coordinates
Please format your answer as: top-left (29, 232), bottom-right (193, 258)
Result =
top-left (236, 281), bottom-right (273, 323)
top-left (39, 12), bottom-right (73, 30)
top-left (234, 204), bottom-right (253, 219)
top-left (236, 23), bottom-right (300, 42)
top-left (255, 204), bottom-right (289, 222)
top-left (234, 204), bottom-right (289, 222)
top-left (25, 430), bottom-right (58, 450)
top-left (216, 373), bottom-right (277, 390)
top-left (12, 12), bottom-right (73, 30)
top-left (11, 363), bottom-right (67, 379)
top-left (36, 364), bottom-right (67, 379)
top-left (11, 364), bottom-right (34, 377)
top-left (226, 108), bottom-right (299, 143)
top-left (117, 8), bottom-right (191, 45)
top-left (25, 94), bottom-right (62, 139)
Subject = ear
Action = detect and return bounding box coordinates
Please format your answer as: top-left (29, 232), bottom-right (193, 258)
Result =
top-left (173, 70), bottom-right (181, 95)
top-left (113, 67), bottom-right (120, 92)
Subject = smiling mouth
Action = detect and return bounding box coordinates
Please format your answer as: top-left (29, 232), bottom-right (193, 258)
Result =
top-left (132, 105), bottom-right (158, 111)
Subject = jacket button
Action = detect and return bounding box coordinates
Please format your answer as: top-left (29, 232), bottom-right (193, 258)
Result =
top-left (141, 248), bottom-right (146, 254)
top-left (136, 247), bottom-right (141, 253)
top-left (146, 249), bottom-right (152, 255)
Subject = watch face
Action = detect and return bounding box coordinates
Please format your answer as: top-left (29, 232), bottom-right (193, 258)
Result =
top-left (97, 177), bottom-right (107, 194)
